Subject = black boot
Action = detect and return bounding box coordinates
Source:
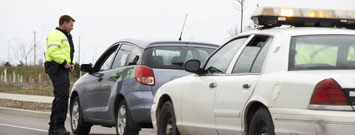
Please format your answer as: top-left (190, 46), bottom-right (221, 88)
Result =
top-left (53, 127), bottom-right (70, 135)
top-left (48, 126), bottom-right (55, 135)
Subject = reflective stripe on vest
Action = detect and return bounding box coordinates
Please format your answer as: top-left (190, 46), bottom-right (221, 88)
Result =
top-left (47, 44), bottom-right (61, 48)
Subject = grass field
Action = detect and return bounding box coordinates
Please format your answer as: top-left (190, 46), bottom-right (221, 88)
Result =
top-left (0, 83), bottom-right (52, 96)
top-left (0, 65), bottom-right (80, 96)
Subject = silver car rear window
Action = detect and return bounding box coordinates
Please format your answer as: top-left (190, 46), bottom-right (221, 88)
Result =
top-left (142, 46), bottom-right (215, 69)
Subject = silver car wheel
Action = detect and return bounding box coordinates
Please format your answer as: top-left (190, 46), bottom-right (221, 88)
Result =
top-left (71, 101), bottom-right (79, 130)
top-left (117, 105), bottom-right (126, 135)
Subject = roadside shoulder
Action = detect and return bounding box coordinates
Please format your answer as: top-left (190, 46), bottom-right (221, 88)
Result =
top-left (0, 92), bottom-right (53, 103)
top-left (0, 107), bottom-right (50, 119)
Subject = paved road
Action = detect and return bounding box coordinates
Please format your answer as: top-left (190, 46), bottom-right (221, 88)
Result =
top-left (0, 113), bottom-right (156, 135)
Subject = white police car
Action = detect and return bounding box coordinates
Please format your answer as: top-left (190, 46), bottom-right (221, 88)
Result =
top-left (151, 7), bottom-right (355, 135)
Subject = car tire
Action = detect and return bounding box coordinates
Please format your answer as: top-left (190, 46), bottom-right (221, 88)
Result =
top-left (249, 107), bottom-right (275, 135)
top-left (158, 101), bottom-right (180, 135)
top-left (70, 96), bottom-right (91, 135)
top-left (116, 99), bottom-right (140, 135)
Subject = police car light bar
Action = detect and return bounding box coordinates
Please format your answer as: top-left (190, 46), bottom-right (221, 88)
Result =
top-left (251, 7), bottom-right (355, 29)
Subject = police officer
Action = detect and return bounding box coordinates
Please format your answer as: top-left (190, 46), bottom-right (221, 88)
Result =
top-left (45, 15), bottom-right (75, 135)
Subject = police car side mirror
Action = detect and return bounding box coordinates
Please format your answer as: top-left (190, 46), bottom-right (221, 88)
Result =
top-left (184, 59), bottom-right (202, 74)
top-left (81, 64), bottom-right (94, 74)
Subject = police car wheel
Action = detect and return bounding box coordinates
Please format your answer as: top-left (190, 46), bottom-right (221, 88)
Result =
top-left (158, 101), bottom-right (180, 135)
top-left (249, 107), bottom-right (275, 135)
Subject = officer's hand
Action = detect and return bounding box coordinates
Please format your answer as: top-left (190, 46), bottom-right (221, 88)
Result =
top-left (70, 65), bottom-right (75, 72)
top-left (64, 63), bottom-right (71, 69)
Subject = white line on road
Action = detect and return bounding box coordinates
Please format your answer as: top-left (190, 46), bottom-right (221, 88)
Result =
top-left (0, 123), bottom-right (47, 132)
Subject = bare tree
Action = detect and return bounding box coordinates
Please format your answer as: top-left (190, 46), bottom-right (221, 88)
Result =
top-left (31, 31), bottom-right (46, 66)
top-left (235, 0), bottom-right (246, 33)
top-left (227, 24), bottom-right (239, 37)
top-left (13, 38), bottom-right (33, 65)
top-left (227, 0), bottom-right (246, 37)
top-left (13, 38), bottom-right (33, 82)
top-left (35, 39), bottom-right (45, 66)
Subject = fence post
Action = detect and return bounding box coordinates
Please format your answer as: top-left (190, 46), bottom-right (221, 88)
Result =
top-left (4, 68), bottom-right (7, 83)
top-left (13, 72), bottom-right (16, 83)
top-left (18, 74), bottom-right (20, 84)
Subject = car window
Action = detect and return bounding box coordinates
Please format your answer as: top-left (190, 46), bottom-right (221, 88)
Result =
top-left (111, 44), bottom-right (133, 69)
top-left (251, 38), bottom-right (273, 73)
top-left (127, 45), bottom-right (144, 65)
top-left (198, 49), bottom-right (211, 59)
top-left (155, 49), bottom-right (181, 65)
top-left (348, 45), bottom-right (355, 61)
top-left (204, 37), bottom-right (248, 74)
top-left (142, 46), bottom-right (216, 69)
top-left (186, 50), bottom-right (194, 61)
top-left (98, 45), bottom-right (119, 71)
top-left (232, 36), bottom-right (271, 73)
top-left (197, 49), bottom-right (214, 63)
top-left (290, 35), bottom-right (355, 70)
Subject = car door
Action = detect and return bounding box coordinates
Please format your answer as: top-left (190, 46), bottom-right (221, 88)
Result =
top-left (95, 43), bottom-right (134, 120)
top-left (82, 43), bottom-right (120, 118)
top-left (214, 35), bottom-right (273, 134)
top-left (180, 37), bottom-right (249, 135)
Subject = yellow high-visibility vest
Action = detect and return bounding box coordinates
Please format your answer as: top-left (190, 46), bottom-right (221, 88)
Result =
top-left (45, 29), bottom-right (73, 64)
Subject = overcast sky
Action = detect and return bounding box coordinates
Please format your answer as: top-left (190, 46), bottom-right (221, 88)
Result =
top-left (0, 0), bottom-right (354, 65)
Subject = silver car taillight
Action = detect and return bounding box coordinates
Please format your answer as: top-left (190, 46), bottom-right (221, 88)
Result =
top-left (135, 65), bottom-right (155, 86)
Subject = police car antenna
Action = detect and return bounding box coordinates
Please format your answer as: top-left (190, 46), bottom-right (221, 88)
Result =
top-left (178, 14), bottom-right (188, 41)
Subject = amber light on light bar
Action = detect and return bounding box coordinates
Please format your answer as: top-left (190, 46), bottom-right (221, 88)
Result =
top-left (253, 7), bottom-right (355, 19)
top-left (251, 7), bottom-right (355, 29)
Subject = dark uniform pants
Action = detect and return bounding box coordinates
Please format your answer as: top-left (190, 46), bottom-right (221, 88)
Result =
top-left (48, 68), bottom-right (70, 128)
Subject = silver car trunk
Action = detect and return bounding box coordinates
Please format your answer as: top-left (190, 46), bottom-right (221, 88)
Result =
top-left (151, 68), bottom-right (191, 95)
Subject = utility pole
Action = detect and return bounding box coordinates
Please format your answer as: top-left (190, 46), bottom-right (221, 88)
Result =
top-left (240, 0), bottom-right (244, 33)
top-left (7, 40), bottom-right (10, 63)
top-left (237, 0), bottom-right (246, 33)
top-left (78, 36), bottom-right (80, 64)
top-left (33, 31), bottom-right (36, 65)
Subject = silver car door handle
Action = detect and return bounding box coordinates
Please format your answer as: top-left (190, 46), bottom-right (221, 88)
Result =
top-left (243, 83), bottom-right (251, 89)
top-left (109, 74), bottom-right (120, 81)
top-left (209, 82), bottom-right (217, 88)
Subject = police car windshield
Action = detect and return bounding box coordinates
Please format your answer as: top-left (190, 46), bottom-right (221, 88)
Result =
top-left (142, 46), bottom-right (215, 69)
top-left (289, 35), bottom-right (355, 70)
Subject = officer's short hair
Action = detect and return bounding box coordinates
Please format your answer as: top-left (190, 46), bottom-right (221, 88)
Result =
top-left (59, 15), bottom-right (75, 26)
